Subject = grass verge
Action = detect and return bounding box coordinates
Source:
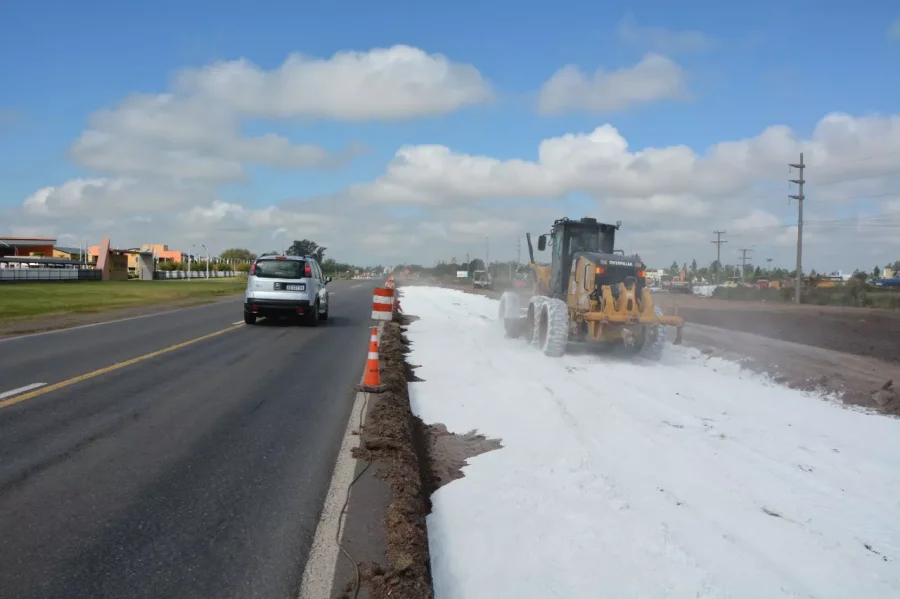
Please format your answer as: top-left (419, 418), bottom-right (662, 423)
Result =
top-left (0, 278), bottom-right (246, 321)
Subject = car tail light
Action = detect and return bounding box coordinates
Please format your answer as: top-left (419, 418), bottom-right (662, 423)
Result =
top-left (595, 266), bottom-right (606, 275)
top-left (637, 269), bottom-right (646, 278)
top-left (249, 263), bottom-right (256, 275)
top-left (251, 305), bottom-right (258, 312)
top-left (305, 263), bottom-right (312, 277)
top-left (275, 256), bottom-right (287, 261)
top-left (296, 307), bottom-right (304, 314)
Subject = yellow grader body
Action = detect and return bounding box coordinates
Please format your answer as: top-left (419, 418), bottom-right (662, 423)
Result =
top-left (564, 255), bottom-right (683, 346)
top-left (499, 217), bottom-right (685, 358)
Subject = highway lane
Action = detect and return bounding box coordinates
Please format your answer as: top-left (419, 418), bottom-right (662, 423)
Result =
top-left (0, 295), bottom-right (246, 395)
top-left (0, 279), bottom-right (380, 599)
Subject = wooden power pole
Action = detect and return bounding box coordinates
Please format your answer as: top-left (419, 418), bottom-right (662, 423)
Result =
top-left (789, 153), bottom-right (805, 304)
top-left (711, 230), bottom-right (727, 284)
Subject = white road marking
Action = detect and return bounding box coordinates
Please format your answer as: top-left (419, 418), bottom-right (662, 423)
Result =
top-left (298, 323), bottom-right (382, 599)
top-left (0, 383), bottom-right (47, 400)
top-left (231, 321), bottom-right (245, 325)
top-left (350, 283), bottom-right (364, 289)
top-left (0, 298), bottom-right (244, 344)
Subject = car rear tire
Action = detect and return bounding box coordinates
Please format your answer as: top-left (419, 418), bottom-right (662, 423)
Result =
top-left (306, 302), bottom-right (321, 327)
top-left (244, 312), bottom-right (257, 325)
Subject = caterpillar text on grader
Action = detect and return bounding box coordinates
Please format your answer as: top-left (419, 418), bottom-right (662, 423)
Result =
top-left (498, 216), bottom-right (684, 358)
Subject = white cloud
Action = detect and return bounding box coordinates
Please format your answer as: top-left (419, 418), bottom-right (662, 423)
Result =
top-left (730, 209), bottom-right (784, 232)
top-left (18, 107), bottom-right (900, 271)
top-left (617, 13), bottom-right (714, 54)
top-left (348, 112), bottom-right (900, 213)
top-left (23, 178), bottom-right (212, 217)
top-left (184, 201), bottom-right (335, 232)
top-left (65, 45), bottom-right (490, 182)
top-left (175, 45), bottom-right (494, 121)
top-left (70, 94), bottom-right (363, 181)
top-left (538, 53), bottom-right (689, 114)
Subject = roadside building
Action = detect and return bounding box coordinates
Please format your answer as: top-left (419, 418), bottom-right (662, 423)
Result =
top-left (53, 246), bottom-right (86, 261)
top-left (0, 236), bottom-right (57, 258)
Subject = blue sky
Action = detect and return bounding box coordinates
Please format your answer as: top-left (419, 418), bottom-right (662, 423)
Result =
top-left (1, 0), bottom-right (898, 269)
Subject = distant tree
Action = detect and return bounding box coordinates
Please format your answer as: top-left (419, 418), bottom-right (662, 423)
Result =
top-left (287, 239), bottom-right (326, 262)
top-left (873, 265), bottom-right (882, 279)
top-left (753, 266), bottom-right (762, 279)
top-left (220, 248), bottom-right (256, 262)
top-left (467, 258), bottom-right (485, 274)
top-left (260, 250), bottom-right (279, 257)
top-left (690, 259), bottom-right (698, 274)
top-left (669, 261), bottom-right (679, 276)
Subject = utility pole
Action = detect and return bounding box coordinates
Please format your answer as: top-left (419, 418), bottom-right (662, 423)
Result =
top-left (789, 153), bottom-right (805, 304)
top-left (711, 230), bottom-right (727, 284)
top-left (738, 248), bottom-right (753, 282)
top-left (516, 237), bottom-right (521, 266)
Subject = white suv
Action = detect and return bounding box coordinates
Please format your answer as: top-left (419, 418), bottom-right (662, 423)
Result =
top-left (243, 255), bottom-right (331, 326)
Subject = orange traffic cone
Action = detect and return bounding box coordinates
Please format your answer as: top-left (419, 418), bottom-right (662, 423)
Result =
top-left (357, 326), bottom-right (385, 393)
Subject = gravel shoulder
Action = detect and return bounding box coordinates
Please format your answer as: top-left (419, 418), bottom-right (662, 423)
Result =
top-left (654, 294), bottom-right (900, 365)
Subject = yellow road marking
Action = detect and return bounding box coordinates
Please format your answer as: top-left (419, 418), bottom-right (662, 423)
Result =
top-left (0, 324), bottom-right (243, 409)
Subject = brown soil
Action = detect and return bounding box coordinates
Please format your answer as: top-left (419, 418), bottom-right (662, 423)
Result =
top-left (337, 302), bottom-right (505, 599)
top-left (683, 323), bottom-right (899, 415)
top-left (424, 424), bottom-right (503, 490)
top-left (654, 294), bottom-right (900, 365)
top-left (340, 316), bottom-right (435, 599)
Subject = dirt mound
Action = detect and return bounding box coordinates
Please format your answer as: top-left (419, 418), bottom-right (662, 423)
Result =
top-left (425, 424), bottom-right (503, 490)
top-left (339, 317), bottom-right (434, 599)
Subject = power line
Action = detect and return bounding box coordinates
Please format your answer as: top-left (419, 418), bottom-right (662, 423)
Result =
top-left (710, 230), bottom-right (727, 284)
top-left (789, 153), bottom-right (805, 304)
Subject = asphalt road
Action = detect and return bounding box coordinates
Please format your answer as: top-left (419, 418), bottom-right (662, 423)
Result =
top-left (0, 279), bottom-right (380, 599)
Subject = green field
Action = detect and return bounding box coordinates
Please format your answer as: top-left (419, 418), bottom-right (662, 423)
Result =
top-left (0, 278), bottom-right (247, 321)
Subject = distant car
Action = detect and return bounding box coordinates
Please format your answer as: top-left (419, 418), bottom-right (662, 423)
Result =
top-left (243, 255), bottom-right (331, 326)
top-left (472, 270), bottom-right (493, 290)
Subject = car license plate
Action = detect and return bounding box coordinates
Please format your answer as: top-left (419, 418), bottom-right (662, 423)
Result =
top-left (284, 283), bottom-right (305, 291)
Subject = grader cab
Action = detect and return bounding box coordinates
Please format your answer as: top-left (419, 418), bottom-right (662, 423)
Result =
top-left (498, 216), bottom-right (684, 358)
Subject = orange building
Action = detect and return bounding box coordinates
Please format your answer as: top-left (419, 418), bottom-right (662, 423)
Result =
top-left (140, 244), bottom-right (184, 264)
top-left (88, 243), bottom-right (184, 273)
top-left (0, 236), bottom-right (56, 258)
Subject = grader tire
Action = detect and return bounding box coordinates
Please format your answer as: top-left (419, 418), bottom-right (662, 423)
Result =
top-left (536, 298), bottom-right (569, 357)
top-left (639, 305), bottom-right (667, 361)
top-left (528, 296), bottom-right (547, 348)
top-left (499, 292), bottom-right (523, 338)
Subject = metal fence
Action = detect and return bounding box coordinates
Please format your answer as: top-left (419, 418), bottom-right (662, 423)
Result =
top-left (153, 270), bottom-right (241, 280)
top-left (0, 269), bottom-right (102, 283)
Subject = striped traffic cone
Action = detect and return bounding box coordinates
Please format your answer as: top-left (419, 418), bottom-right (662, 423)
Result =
top-left (357, 327), bottom-right (385, 393)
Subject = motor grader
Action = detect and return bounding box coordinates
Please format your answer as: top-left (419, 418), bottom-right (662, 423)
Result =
top-left (498, 216), bottom-right (684, 358)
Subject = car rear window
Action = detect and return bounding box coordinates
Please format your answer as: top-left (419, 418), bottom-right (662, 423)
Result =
top-left (253, 259), bottom-right (306, 279)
